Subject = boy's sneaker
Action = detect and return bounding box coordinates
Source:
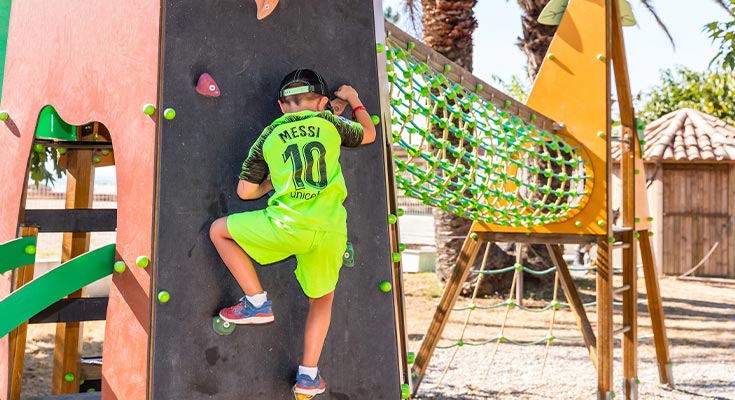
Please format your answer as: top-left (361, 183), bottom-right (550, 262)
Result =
top-left (219, 297), bottom-right (274, 325)
top-left (294, 372), bottom-right (327, 396)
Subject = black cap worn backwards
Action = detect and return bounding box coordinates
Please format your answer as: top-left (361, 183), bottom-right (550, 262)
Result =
top-left (279, 69), bottom-right (329, 99)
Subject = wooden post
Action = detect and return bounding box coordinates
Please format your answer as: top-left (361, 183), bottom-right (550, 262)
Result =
top-left (51, 148), bottom-right (95, 394)
top-left (596, 238), bottom-right (614, 399)
top-left (638, 232), bottom-right (674, 387)
top-left (547, 244), bottom-right (597, 368)
top-left (621, 230), bottom-right (638, 399)
top-left (411, 232), bottom-right (483, 394)
top-left (515, 243), bottom-right (523, 306)
top-left (8, 227), bottom-right (39, 400)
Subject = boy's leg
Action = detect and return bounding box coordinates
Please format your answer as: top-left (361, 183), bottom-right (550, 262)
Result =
top-left (302, 291), bottom-right (335, 367)
top-left (209, 216), bottom-right (264, 295)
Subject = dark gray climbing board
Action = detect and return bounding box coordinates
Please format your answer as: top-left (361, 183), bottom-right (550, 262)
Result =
top-left (150, 1), bottom-right (402, 399)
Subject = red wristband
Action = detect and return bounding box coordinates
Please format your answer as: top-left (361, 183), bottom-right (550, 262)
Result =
top-left (352, 105), bottom-right (367, 120)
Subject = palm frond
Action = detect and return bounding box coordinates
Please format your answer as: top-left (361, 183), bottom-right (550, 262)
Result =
top-left (711, 0), bottom-right (732, 12)
top-left (639, 0), bottom-right (675, 49)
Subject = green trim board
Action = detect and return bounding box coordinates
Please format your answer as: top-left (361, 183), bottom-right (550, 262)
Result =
top-left (0, 243), bottom-right (115, 338)
top-left (0, 236), bottom-right (37, 274)
top-left (0, 0), bottom-right (10, 102)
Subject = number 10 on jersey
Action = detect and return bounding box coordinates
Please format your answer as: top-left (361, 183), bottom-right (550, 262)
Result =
top-left (283, 141), bottom-right (328, 191)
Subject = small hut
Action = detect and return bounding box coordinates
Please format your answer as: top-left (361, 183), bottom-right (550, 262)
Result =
top-left (613, 108), bottom-right (735, 278)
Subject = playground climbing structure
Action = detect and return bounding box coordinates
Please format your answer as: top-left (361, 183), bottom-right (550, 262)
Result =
top-left (383, 0), bottom-right (673, 398)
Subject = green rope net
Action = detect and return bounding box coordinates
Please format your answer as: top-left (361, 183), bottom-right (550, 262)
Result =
top-left (385, 39), bottom-right (592, 227)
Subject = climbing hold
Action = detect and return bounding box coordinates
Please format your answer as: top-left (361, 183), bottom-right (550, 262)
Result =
top-left (24, 244), bottom-right (36, 255)
top-left (379, 281), bottom-right (392, 292)
top-left (611, 392), bottom-right (616, 399)
top-left (635, 169), bottom-right (640, 175)
top-left (397, 208), bottom-right (405, 216)
top-left (101, 149), bottom-right (111, 156)
top-left (597, 220), bottom-right (606, 227)
top-left (634, 378), bottom-right (641, 385)
top-left (634, 232), bottom-right (640, 239)
top-left (398, 243), bottom-right (406, 252)
top-left (470, 233), bottom-right (478, 240)
top-left (401, 383), bottom-right (410, 399)
top-left (376, 43), bottom-right (385, 53)
top-left (142, 104), bottom-right (156, 116)
top-left (57, 148), bottom-right (67, 155)
top-left (575, 221), bottom-right (583, 228)
top-left (597, 131), bottom-right (605, 138)
top-left (634, 217), bottom-right (641, 223)
top-left (0, 111), bottom-right (8, 121)
top-left (407, 351), bottom-right (416, 364)
top-left (343, 242), bottom-right (355, 267)
top-left (443, 64), bottom-right (451, 73)
top-left (411, 372), bottom-right (417, 379)
top-left (407, 41), bottom-right (416, 50)
top-left (392, 252), bottom-right (401, 263)
top-left (33, 144), bottom-right (45, 153)
top-left (255, 0), bottom-right (280, 20)
top-left (609, 237), bottom-right (616, 243)
top-left (196, 73), bottom-right (221, 97)
top-left (597, 54), bottom-right (605, 61)
top-left (157, 290), bottom-right (171, 303)
top-left (547, 53), bottom-right (555, 60)
top-left (388, 214), bottom-right (397, 224)
top-left (163, 108), bottom-right (176, 120)
top-left (113, 261), bottom-right (126, 273)
top-left (136, 256), bottom-right (150, 268)
top-left (371, 115), bottom-right (380, 125)
top-left (475, 83), bottom-right (484, 92)
top-left (649, 231), bottom-right (654, 237)
top-left (64, 373), bottom-right (75, 382)
top-left (504, 100), bottom-right (512, 108)
top-left (92, 155), bottom-right (102, 164)
top-left (647, 216), bottom-right (654, 222)
top-left (456, 339), bottom-right (464, 347)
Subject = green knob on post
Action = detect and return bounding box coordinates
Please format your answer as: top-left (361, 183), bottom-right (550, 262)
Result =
top-left (547, 53), bottom-right (555, 60)
top-left (158, 290), bottom-right (171, 303)
top-left (598, 220), bottom-right (605, 227)
top-left (163, 108), bottom-right (176, 120)
top-left (101, 149), bottom-right (111, 156)
top-left (64, 373), bottom-right (75, 382)
top-left (398, 243), bottom-right (406, 252)
top-left (392, 252), bottom-right (401, 263)
top-left (407, 351), bottom-right (416, 364)
top-left (0, 111), bottom-right (8, 121)
top-left (379, 281), bottom-right (392, 292)
top-left (371, 115), bottom-right (380, 125)
top-left (575, 221), bottom-right (583, 228)
top-left (401, 383), bottom-right (410, 399)
top-left (376, 43), bottom-right (385, 53)
top-left (57, 147), bottom-right (67, 155)
top-left (597, 54), bottom-right (605, 61)
top-left (136, 256), bottom-right (150, 268)
top-left (33, 144), bottom-right (45, 153)
top-left (388, 214), bottom-right (397, 224)
top-left (396, 208), bottom-right (405, 217)
top-left (407, 41), bottom-right (416, 50)
top-left (24, 244), bottom-right (36, 255)
top-left (470, 232), bottom-right (478, 240)
top-left (113, 261), bottom-right (127, 273)
top-left (92, 155), bottom-right (102, 164)
top-left (443, 64), bottom-right (451, 73)
top-left (475, 83), bottom-right (483, 92)
top-left (504, 100), bottom-right (511, 108)
top-left (142, 104), bottom-right (156, 116)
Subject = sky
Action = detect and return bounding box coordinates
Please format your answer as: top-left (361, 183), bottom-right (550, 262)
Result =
top-left (383, 0), bottom-right (730, 95)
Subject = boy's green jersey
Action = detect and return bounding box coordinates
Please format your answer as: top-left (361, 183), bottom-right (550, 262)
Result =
top-left (239, 110), bottom-right (364, 234)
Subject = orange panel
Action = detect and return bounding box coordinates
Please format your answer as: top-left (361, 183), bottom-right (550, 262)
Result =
top-left (0, 2), bottom-right (160, 399)
top-left (475, 0), bottom-right (609, 235)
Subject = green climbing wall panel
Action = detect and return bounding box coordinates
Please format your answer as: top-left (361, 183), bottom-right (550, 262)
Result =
top-left (0, 243), bottom-right (115, 337)
top-left (0, 0), bottom-right (10, 103)
top-left (0, 236), bottom-right (37, 274)
top-left (385, 39), bottom-right (591, 228)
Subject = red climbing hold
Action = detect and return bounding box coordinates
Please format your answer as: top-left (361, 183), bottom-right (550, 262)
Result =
top-left (196, 73), bottom-right (221, 97)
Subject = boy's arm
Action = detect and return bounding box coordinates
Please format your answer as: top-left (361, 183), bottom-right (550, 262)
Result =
top-left (334, 85), bottom-right (376, 144)
top-left (237, 179), bottom-right (274, 200)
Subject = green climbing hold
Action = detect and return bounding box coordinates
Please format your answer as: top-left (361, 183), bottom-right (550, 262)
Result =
top-left (57, 147), bottom-right (67, 155)
top-left (101, 149), bottom-right (111, 156)
top-left (401, 383), bottom-right (410, 399)
top-left (407, 41), bottom-right (416, 50)
top-left (475, 83), bottom-right (483, 92)
top-left (0, 111), bottom-right (8, 121)
top-left (157, 290), bottom-right (171, 303)
top-left (371, 115), bottom-right (380, 125)
top-left (649, 231), bottom-right (654, 237)
top-left (397, 208), bottom-right (405, 217)
top-left (379, 281), bottom-right (392, 292)
top-left (470, 232), bottom-right (478, 240)
top-left (598, 220), bottom-right (606, 227)
top-left (136, 256), bottom-right (150, 268)
top-left (398, 243), bottom-right (406, 252)
top-left (597, 54), bottom-right (605, 61)
top-left (407, 351), bottom-right (416, 364)
top-left (634, 378), bottom-right (641, 385)
top-left (597, 131), bottom-right (605, 138)
top-left (575, 221), bottom-right (583, 228)
top-left (634, 217), bottom-right (641, 223)
top-left (376, 43), bottom-right (385, 53)
top-left (163, 108), bottom-right (176, 120)
top-left (113, 261), bottom-right (126, 273)
top-left (392, 252), bottom-right (401, 263)
top-left (456, 339), bottom-right (464, 347)
top-left (504, 100), bottom-right (512, 108)
top-left (634, 232), bottom-right (641, 239)
top-left (142, 104), bottom-right (156, 116)
top-left (647, 216), bottom-right (654, 222)
top-left (443, 64), bottom-right (451, 73)
top-left (609, 237), bottom-right (616, 243)
top-left (611, 392), bottom-right (616, 399)
top-left (64, 373), bottom-right (75, 382)
top-left (33, 144), bottom-right (45, 153)
top-left (547, 53), bottom-right (555, 60)
top-left (24, 244), bottom-right (36, 255)
top-left (388, 214), bottom-right (397, 224)
top-left (92, 155), bottom-right (102, 164)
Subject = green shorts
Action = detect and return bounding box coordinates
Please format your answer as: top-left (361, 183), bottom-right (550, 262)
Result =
top-left (226, 209), bottom-right (347, 298)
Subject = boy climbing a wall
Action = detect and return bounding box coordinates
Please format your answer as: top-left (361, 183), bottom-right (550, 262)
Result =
top-left (209, 69), bottom-right (376, 397)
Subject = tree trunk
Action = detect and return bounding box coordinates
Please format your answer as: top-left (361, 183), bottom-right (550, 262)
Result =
top-left (421, 0), bottom-right (478, 286)
top-left (516, 0), bottom-right (558, 81)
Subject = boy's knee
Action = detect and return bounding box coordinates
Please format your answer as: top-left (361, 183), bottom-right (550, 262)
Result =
top-left (209, 217), bottom-right (228, 241)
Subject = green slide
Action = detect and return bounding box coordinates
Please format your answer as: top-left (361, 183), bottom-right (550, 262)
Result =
top-left (0, 243), bottom-right (115, 338)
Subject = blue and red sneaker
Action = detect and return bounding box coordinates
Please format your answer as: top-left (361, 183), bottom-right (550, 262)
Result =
top-left (219, 297), bottom-right (274, 325)
top-left (293, 372), bottom-right (327, 396)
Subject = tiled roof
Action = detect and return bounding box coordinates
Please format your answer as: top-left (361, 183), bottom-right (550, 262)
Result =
top-left (612, 108), bottom-right (735, 162)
